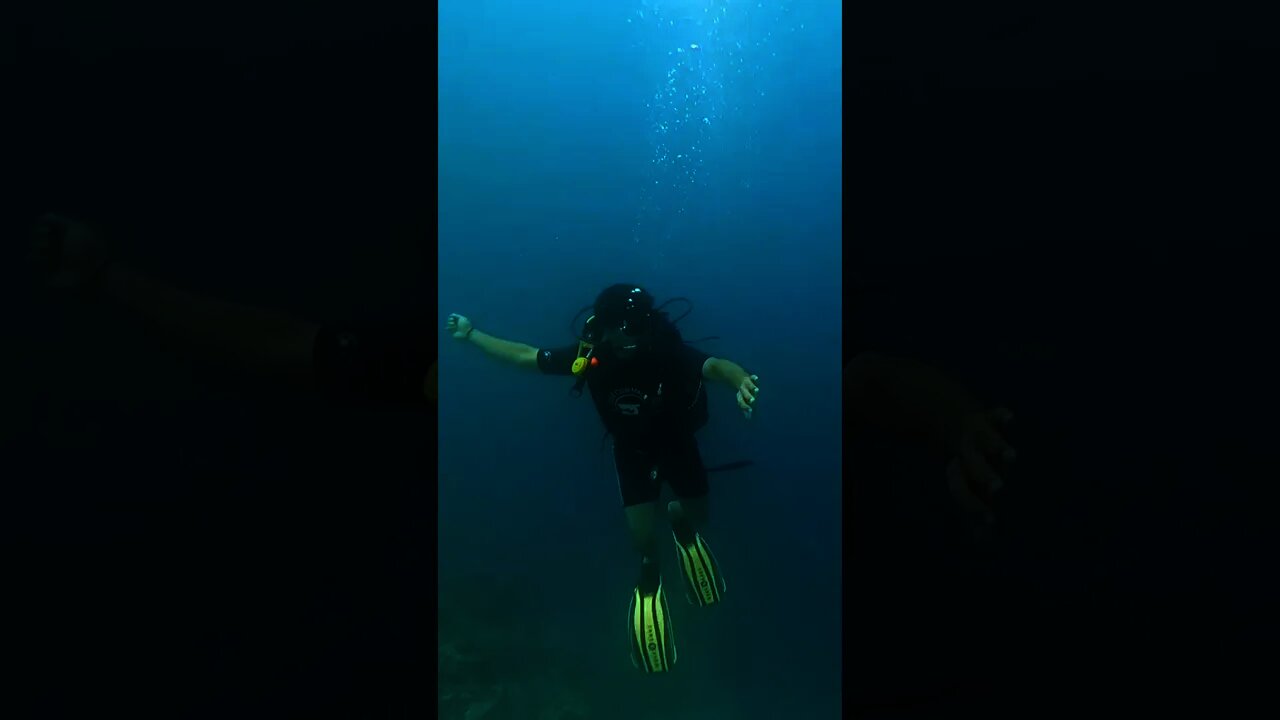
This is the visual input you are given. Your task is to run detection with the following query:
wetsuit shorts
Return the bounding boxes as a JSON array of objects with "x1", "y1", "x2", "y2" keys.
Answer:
[{"x1": 613, "y1": 434, "x2": 709, "y2": 507}]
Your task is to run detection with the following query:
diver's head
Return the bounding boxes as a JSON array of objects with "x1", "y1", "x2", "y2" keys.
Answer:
[{"x1": 591, "y1": 284, "x2": 655, "y2": 359}]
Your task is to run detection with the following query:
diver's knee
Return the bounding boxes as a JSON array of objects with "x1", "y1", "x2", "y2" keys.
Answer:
[{"x1": 672, "y1": 498, "x2": 709, "y2": 527}]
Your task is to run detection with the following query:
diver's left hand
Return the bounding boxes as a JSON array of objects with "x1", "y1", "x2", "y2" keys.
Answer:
[
  {"x1": 947, "y1": 407, "x2": 1016, "y2": 523},
  {"x1": 736, "y1": 374, "x2": 760, "y2": 420}
]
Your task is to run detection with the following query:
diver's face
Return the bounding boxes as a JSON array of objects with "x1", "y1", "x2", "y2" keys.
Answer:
[{"x1": 602, "y1": 327, "x2": 642, "y2": 359}]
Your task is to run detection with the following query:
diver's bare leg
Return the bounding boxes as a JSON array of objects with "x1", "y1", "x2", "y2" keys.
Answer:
[{"x1": 624, "y1": 501, "x2": 661, "y2": 562}]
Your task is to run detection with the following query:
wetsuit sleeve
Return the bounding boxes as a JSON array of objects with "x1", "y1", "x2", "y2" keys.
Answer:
[
  {"x1": 679, "y1": 343, "x2": 713, "y2": 378},
  {"x1": 313, "y1": 324, "x2": 433, "y2": 406},
  {"x1": 535, "y1": 345, "x2": 581, "y2": 376}
]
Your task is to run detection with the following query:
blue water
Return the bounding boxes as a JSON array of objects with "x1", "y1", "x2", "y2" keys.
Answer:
[{"x1": 439, "y1": 0, "x2": 842, "y2": 717}]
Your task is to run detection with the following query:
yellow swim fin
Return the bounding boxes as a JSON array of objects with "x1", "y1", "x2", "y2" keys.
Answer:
[
  {"x1": 672, "y1": 520, "x2": 726, "y2": 607},
  {"x1": 628, "y1": 561, "x2": 677, "y2": 673}
]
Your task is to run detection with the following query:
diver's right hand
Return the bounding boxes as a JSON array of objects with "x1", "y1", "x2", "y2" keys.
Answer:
[
  {"x1": 29, "y1": 213, "x2": 110, "y2": 293},
  {"x1": 446, "y1": 313, "x2": 473, "y2": 340}
]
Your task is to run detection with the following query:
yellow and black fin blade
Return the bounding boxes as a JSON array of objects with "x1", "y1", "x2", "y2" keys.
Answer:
[
  {"x1": 629, "y1": 571, "x2": 676, "y2": 673},
  {"x1": 673, "y1": 526, "x2": 726, "y2": 607}
]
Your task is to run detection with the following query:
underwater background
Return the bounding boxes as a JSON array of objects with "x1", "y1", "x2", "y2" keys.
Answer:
[{"x1": 438, "y1": 1, "x2": 843, "y2": 718}]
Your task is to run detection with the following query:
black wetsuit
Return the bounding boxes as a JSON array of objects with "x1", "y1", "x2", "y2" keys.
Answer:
[{"x1": 537, "y1": 335, "x2": 711, "y2": 507}]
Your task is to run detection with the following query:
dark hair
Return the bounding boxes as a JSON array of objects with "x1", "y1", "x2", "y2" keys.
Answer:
[
  {"x1": 649, "y1": 309, "x2": 683, "y2": 349},
  {"x1": 592, "y1": 284, "x2": 657, "y2": 339},
  {"x1": 593, "y1": 284, "x2": 654, "y2": 325},
  {"x1": 591, "y1": 284, "x2": 684, "y2": 352}
]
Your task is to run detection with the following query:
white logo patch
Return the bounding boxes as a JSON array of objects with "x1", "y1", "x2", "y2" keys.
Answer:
[{"x1": 609, "y1": 388, "x2": 646, "y2": 416}]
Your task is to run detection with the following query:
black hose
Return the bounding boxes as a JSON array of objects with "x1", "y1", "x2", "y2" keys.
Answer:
[
  {"x1": 705, "y1": 460, "x2": 754, "y2": 473},
  {"x1": 656, "y1": 297, "x2": 694, "y2": 325},
  {"x1": 569, "y1": 303, "x2": 595, "y2": 340}
]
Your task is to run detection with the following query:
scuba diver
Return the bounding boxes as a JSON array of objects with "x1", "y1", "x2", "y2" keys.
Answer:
[{"x1": 445, "y1": 284, "x2": 760, "y2": 674}]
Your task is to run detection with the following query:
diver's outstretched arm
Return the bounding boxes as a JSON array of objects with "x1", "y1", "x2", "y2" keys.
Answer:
[
  {"x1": 445, "y1": 313, "x2": 539, "y2": 369},
  {"x1": 703, "y1": 357, "x2": 760, "y2": 420}
]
